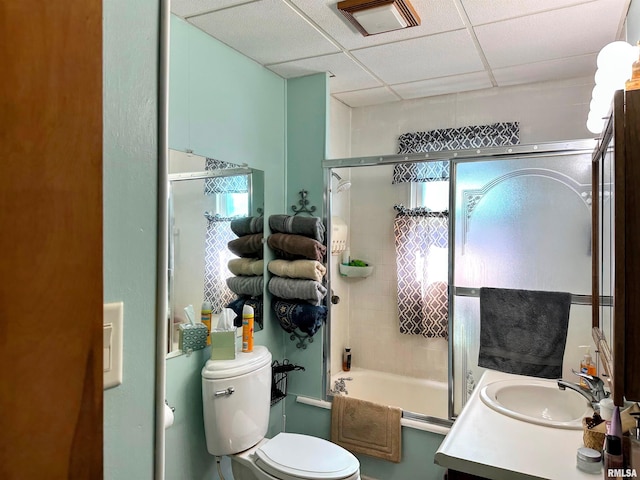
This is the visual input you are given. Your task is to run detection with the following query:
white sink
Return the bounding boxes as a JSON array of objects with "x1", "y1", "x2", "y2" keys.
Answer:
[{"x1": 479, "y1": 378, "x2": 592, "y2": 429}]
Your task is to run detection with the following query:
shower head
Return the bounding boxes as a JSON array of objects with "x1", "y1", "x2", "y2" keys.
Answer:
[{"x1": 332, "y1": 172, "x2": 351, "y2": 193}]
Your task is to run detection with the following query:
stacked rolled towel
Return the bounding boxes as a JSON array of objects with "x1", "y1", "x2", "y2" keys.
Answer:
[
  {"x1": 268, "y1": 259, "x2": 326, "y2": 283},
  {"x1": 267, "y1": 233, "x2": 326, "y2": 262},
  {"x1": 226, "y1": 276, "x2": 264, "y2": 297},
  {"x1": 272, "y1": 298, "x2": 327, "y2": 337},
  {"x1": 269, "y1": 214, "x2": 325, "y2": 243},
  {"x1": 227, "y1": 296, "x2": 264, "y2": 330},
  {"x1": 230, "y1": 216, "x2": 264, "y2": 237},
  {"x1": 267, "y1": 214, "x2": 328, "y2": 339},
  {"x1": 228, "y1": 258, "x2": 264, "y2": 276},
  {"x1": 226, "y1": 217, "x2": 265, "y2": 317},
  {"x1": 228, "y1": 233, "x2": 264, "y2": 258},
  {"x1": 268, "y1": 277, "x2": 327, "y2": 306}
]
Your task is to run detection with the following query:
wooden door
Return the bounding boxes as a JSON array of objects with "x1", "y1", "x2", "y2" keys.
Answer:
[{"x1": 0, "y1": 2, "x2": 103, "y2": 478}]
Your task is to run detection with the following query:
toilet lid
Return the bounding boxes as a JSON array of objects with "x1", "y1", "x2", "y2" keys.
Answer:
[{"x1": 255, "y1": 433, "x2": 359, "y2": 480}]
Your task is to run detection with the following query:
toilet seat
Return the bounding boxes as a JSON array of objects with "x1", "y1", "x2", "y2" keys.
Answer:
[{"x1": 254, "y1": 433, "x2": 359, "y2": 480}]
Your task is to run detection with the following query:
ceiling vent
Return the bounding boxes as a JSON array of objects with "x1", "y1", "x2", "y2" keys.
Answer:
[{"x1": 337, "y1": 0, "x2": 421, "y2": 36}]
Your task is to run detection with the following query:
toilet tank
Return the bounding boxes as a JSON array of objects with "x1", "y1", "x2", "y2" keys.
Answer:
[{"x1": 201, "y1": 346, "x2": 272, "y2": 456}]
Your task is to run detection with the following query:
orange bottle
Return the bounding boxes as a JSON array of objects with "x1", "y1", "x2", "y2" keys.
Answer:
[{"x1": 242, "y1": 304, "x2": 254, "y2": 353}]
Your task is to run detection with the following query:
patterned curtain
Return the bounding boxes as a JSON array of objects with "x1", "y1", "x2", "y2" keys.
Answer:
[
  {"x1": 393, "y1": 122, "x2": 519, "y2": 185},
  {"x1": 203, "y1": 157, "x2": 249, "y2": 314},
  {"x1": 204, "y1": 158, "x2": 248, "y2": 194},
  {"x1": 394, "y1": 209, "x2": 449, "y2": 338},
  {"x1": 397, "y1": 122, "x2": 520, "y2": 154},
  {"x1": 203, "y1": 214, "x2": 237, "y2": 314}
]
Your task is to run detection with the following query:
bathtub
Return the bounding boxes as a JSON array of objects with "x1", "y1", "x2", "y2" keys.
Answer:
[{"x1": 330, "y1": 368, "x2": 449, "y2": 422}]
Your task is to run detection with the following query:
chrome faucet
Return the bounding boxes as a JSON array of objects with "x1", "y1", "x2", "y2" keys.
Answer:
[
  {"x1": 557, "y1": 369, "x2": 609, "y2": 410},
  {"x1": 330, "y1": 377, "x2": 352, "y2": 395}
]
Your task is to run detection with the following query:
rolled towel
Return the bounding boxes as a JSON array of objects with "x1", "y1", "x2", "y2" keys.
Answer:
[
  {"x1": 269, "y1": 214, "x2": 325, "y2": 243},
  {"x1": 228, "y1": 234, "x2": 264, "y2": 258},
  {"x1": 228, "y1": 258, "x2": 264, "y2": 276},
  {"x1": 267, "y1": 233, "x2": 326, "y2": 262},
  {"x1": 227, "y1": 296, "x2": 263, "y2": 330},
  {"x1": 272, "y1": 298, "x2": 327, "y2": 337},
  {"x1": 268, "y1": 277, "x2": 327, "y2": 306},
  {"x1": 230, "y1": 216, "x2": 264, "y2": 237},
  {"x1": 226, "y1": 276, "x2": 264, "y2": 297},
  {"x1": 268, "y1": 259, "x2": 326, "y2": 282}
]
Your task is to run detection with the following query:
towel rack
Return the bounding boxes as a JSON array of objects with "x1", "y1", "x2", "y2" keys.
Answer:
[
  {"x1": 291, "y1": 190, "x2": 317, "y2": 216},
  {"x1": 453, "y1": 286, "x2": 612, "y2": 306}
]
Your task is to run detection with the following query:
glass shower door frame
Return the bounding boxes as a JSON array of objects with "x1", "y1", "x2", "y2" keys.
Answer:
[{"x1": 322, "y1": 139, "x2": 596, "y2": 422}]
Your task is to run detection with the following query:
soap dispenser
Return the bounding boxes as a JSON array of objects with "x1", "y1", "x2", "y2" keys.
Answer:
[{"x1": 579, "y1": 345, "x2": 596, "y2": 388}]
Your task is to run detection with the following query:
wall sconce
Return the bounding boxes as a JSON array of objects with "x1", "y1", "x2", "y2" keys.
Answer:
[
  {"x1": 337, "y1": 0, "x2": 420, "y2": 36},
  {"x1": 587, "y1": 41, "x2": 638, "y2": 134}
]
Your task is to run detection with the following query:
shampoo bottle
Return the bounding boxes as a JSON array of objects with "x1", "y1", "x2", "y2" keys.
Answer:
[
  {"x1": 201, "y1": 301, "x2": 212, "y2": 346},
  {"x1": 343, "y1": 348, "x2": 352, "y2": 372},
  {"x1": 579, "y1": 345, "x2": 596, "y2": 388},
  {"x1": 242, "y1": 304, "x2": 254, "y2": 353}
]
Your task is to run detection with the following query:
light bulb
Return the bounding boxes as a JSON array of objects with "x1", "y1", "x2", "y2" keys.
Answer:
[
  {"x1": 587, "y1": 116, "x2": 605, "y2": 134},
  {"x1": 597, "y1": 41, "x2": 634, "y2": 70}
]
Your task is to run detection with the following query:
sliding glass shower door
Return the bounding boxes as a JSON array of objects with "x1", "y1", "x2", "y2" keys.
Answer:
[{"x1": 451, "y1": 153, "x2": 594, "y2": 415}]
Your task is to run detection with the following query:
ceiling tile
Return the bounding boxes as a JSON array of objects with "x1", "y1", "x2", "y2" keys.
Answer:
[
  {"x1": 459, "y1": 0, "x2": 593, "y2": 26},
  {"x1": 351, "y1": 29, "x2": 485, "y2": 84},
  {"x1": 391, "y1": 71, "x2": 492, "y2": 99},
  {"x1": 266, "y1": 53, "x2": 382, "y2": 93},
  {"x1": 333, "y1": 87, "x2": 400, "y2": 107},
  {"x1": 493, "y1": 54, "x2": 597, "y2": 87},
  {"x1": 289, "y1": 0, "x2": 465, "y2": 50},
  {"x1": 475, "y1": 1, "x2": 625, "y2": 69},
  {"x1": 171, "y1": 0, "x2": 256, "y2": 18},
  {"x1": 188, "y1": 0, "x2": 340, "y2": 65}
]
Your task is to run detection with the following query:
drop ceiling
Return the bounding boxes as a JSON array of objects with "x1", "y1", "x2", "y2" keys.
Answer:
[{"x1": 171, "y1": 0, "x2": 631, "y2": 107}]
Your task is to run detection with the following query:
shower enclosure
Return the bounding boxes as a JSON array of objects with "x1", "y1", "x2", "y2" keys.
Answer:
[{"x1": 323, "y1": 139, "x2": 597, "y2": 422}]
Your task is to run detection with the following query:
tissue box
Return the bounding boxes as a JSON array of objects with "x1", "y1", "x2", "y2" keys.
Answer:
[
  {"x1": 210, "y1": 330, "x2": 236, "y2": 360},
  {"x1": 179, "y1": 323, "x2": 208, "y2": 353}
]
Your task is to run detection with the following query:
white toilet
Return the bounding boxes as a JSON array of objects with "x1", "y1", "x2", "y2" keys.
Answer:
[{"x1": 202, "y1": 345, "x2": 361, "y2": 480}]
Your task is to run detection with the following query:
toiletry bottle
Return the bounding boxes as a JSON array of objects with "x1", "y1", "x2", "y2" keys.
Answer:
[
  {"x1": 201, "y1": 301, "x2": 212, "y2": 346},
  {"x1": 625, "y1": 42, "x2": 640, "y2": 91},
  {"x1": 242, "y1": 304, "x2": 254, "y2": 353},
  {"x1": 343, "y1": 348, "x2": 352, "y2": 372},
  {"x1": 579, "y1": 345, "x2": 596, "y2": 388},
  {"x1": 630, "y1": 413, "x2": 640, "y2": 473},
  {"x1": 604, "y1": 435, "x2": 624, "y2": 477}
]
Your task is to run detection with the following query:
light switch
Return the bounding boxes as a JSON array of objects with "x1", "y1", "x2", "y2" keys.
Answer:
[
  {"x1": 103, "y1": 324, "x2": 113, "y2": 372},
  {"x1": 104, "y1": 302, "x2": 123, "y2": 389}
]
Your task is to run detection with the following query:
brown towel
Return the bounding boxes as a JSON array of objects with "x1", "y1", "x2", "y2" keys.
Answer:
[
  {"x1": 228, "y1": 234, "x2": 264, "y2": 258},
  {"x1": 331, "y1": 395, "x2": 402, "y2": 463},
  {"x1": 267, "y1": 233, "x2": 326, "y2": 262}
]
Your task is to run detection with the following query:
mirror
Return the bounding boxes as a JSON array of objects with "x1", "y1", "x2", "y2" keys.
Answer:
[{"x1": 167, "y1": 149, "x2": 264, "y2": 356}]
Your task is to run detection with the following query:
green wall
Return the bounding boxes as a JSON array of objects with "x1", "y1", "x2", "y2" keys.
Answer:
[
  {"x1": 103, "y1": 0, "x2": 159, "y2": 478},
  {"x1": 283, "y1": 73, "x2": 330, "y2": 400},
  {"x1": 165, "y1": 16, "x2": 288, "y2": 479}
]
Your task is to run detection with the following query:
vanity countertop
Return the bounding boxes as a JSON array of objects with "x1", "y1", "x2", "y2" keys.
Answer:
[{"x1": 435, "y1": 370, "x2": 598, "y2": 480}]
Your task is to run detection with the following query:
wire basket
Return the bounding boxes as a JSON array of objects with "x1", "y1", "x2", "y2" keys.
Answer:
[{"x1": 271, "y1": 360, "x2": 305, "y2": 406}]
